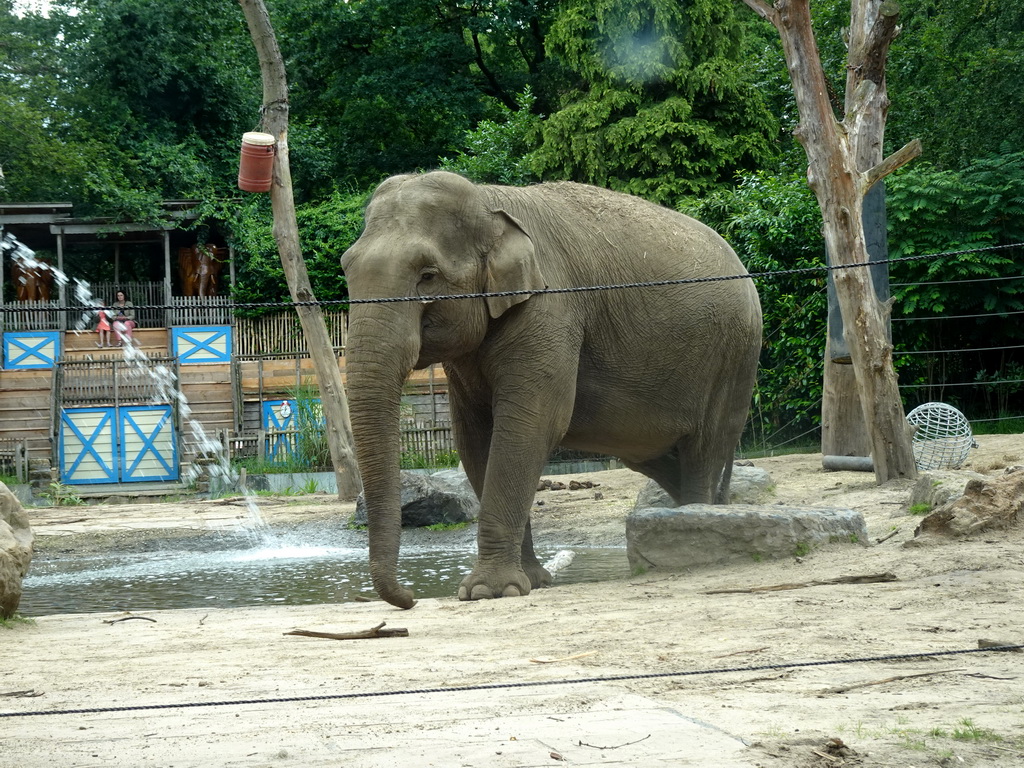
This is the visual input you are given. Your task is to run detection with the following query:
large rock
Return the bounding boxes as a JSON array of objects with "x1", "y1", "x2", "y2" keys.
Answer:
[
  {"x1": 908, "y1": 469, "x2": 988, "y2": 513},
  {"x1": 633, "y1": 464, "x2": 775, "y2": 510},
  {"x1": 627, "y1": 504, "x2": 868, "y2": 573},
  {"x1": 0, "y1": 482, "x2": 34, "y2": 618},
  {"x1": 915, "y1": 466, "x2": 1024, "y2": 538},
  {"x1": 353, "y1": 469, "x2": 479, "y2": 528}
]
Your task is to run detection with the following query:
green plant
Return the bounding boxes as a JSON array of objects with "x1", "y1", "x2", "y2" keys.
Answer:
[
  {"x1": 399, "y1": 448, "x2": 460, "y2": 470},
  {"x1": 424, "y1": 521, "x2": 470, "y2": 532},
  {"x1": 908, "y1": 503, "x2": 932, "y2": 515},
  {"x1": 0, "y1": 473, "x2": 19, "y2": 487},
  {"x1": 299, "y1": 478, "x2": 322, "y2": 495},
  {"x1": 793, "y1": 541, "x2": 811, "y2": 557},
  {"x1": 751, "y1": 553, "x2": 763, "y2": 563},
  {"x1": 41, "y1": 481, "x2": 84, "y2": 507},
  {"x1": 0, "y1": 614, "x2": 35, "y2": 628},
  {"x1": 951, "y1": 718, "x2": 1002, "y2": 742}
]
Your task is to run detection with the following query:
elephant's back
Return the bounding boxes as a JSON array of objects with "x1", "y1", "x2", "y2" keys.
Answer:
[{"x1": 492, "y1": 182, "x2": 748, "y2": 283}]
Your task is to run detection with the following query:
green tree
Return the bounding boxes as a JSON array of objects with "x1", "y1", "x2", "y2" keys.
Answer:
[
  {"x1": 55, "y1": 0, "x2": 260, "y2": 219},
  {"x1": 886, "y1": 0, "x2": 1024, "y2": 168},
  {"x1": 231, "y1": 187, "x2": 371, "y2": 314},
  {"x1": 533, "y1": 0, "x2": 780, "y2": 205},
  {"x1": 440, "y1": 88, "x2": 541, "y2": 185}
]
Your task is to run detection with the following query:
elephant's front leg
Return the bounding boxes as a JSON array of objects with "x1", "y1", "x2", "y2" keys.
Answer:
[
  {"x1": 521, "y1": 517, "x2": 552, "y2": 590},
  {"x1": 458, "y1": 395, "x2": 571, "y2": 601}
]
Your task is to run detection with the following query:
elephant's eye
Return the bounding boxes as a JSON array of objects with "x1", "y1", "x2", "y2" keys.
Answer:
[{"x1": 418, "y1": 269, "x2": 439, "y2": 285}]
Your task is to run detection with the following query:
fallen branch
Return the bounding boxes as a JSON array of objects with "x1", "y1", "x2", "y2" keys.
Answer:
[
  {"x1": 578, "y1": 735, "x2": 651, "y2": 750},
  {"x1": 103, "y1": 616, "x2": 157, "y2": 624},
  {"x1": 284, "y1": 621, "x2": 408, "y2": 640},
  {"x1": 820, "y1": 668, "x2": 963, "y2": 694},
  {"x1": 529, "y1": 651, "x2": 597, "y2": 664},
  {"x1": 875, "y1": 528, "x2": 900, "y2": 544},
  {"x1": 712, "y1": 646, "x2": 769, "y2": 659},
  {"x1": 705, "y1": 572, "x2": 897, "y2": 594},
  {"x1": 0, "y1": 689, "x2": 43, "y2": 698}
]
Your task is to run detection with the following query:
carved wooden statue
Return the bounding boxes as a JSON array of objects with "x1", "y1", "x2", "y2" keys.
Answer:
[
  {"x1": 178, "y1": 245, "x2": 226, "y2": 297},
  {"x1": 10, "y1": 257, "x2": 55, "y2": 301}
]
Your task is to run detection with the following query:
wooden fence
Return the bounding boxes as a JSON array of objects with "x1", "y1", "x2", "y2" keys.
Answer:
[
  {"x1": 87, "y1": 281, "x2": 164, "y2": 329},
  {"x1": 400, "y1": 423, "x2": 456, "y2": 466},
  {"x1": 215, "y1": 422, "x2": 455, "y2": 468},
  {"x1": 233, "y1": 309, "x2": 348, "y2": 356},
  {"x1": 172, "y1": 295, "x2": 233, "y2": 326},
  {"x1": 57, "y1": 357, "x2": 180, "y2": 407},
  {"x1": 0, "y1": 438, "x2": 28, "y2": 483},
  {"x1": 1, "y1": 300, "x2": 63, "y2": 332},
  {"x1": 1, "y1": 281, "x2": 163, "y2": 331}
]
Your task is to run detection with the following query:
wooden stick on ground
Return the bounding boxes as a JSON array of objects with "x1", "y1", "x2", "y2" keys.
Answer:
[
  {"x1": 820, "y1": 668, "x2": 964, "y2": 694},
  {"x1": 284, "y1": 621, "x2": 408, "y2": 640},
  {"x1": 704, "y1": 572, "x2": 897, "y2": 594}
]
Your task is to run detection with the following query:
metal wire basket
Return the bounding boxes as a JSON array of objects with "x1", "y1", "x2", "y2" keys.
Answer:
[{"x1": 906, "y1": 402, "x2": 975, "y2": 470}]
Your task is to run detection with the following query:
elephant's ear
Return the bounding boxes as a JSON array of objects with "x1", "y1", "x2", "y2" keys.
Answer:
[{"x1": 484, "y1": 210, "x2": 546, "y2": 319}]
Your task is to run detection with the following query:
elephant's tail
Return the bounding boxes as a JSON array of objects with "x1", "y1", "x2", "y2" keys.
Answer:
[{"x1": 714, "y1": 455, "x2": 735, "y2": 505}]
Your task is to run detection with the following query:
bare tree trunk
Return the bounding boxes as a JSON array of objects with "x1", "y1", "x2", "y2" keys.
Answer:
[
  {"x1": 239, "y1": 0, "x2": 361, "y2": 500},
  {"x1": 740, "y1": 0, "x2": 917, "y2": 482}
]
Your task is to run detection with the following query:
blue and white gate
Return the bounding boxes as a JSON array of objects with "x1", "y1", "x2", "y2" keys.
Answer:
[{"x1": 59, "y1": 405, "x2": 178, "y2": 485}]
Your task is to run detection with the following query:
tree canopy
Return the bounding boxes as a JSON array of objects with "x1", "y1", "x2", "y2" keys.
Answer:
[{"x1": 2, "y1": 0, "x2": 1022, "y2": 438}]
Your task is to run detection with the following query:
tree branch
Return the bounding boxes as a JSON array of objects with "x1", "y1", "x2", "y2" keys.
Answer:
[
  {"x1": 863, "y1": 138, "x2": 921, "y2": 190},
  {"x1": 739, "y1": 0, "x2": 777, "y2": 23},
  {"x1": 853, "y1": 2, "x2": 901, "y2": 86}
]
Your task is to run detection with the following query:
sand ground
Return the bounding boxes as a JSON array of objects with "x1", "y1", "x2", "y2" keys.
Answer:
[{"x1": 2, "y1": 434, "x2": 1023, "y2": 767}]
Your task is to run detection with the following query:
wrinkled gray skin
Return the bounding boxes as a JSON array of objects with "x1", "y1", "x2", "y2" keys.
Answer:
[{"x1": 341, "y1": 172, "x2": 762, "y2": 609}]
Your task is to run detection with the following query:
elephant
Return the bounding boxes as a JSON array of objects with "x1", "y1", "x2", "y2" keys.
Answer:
[{"x1": 341, "y1": 171, "x2": 763, "y2": 609}]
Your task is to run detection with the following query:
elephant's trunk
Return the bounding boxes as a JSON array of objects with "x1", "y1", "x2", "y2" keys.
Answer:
[{"x1": 346, "y1": 306, "x2": 420, "y2": 609}]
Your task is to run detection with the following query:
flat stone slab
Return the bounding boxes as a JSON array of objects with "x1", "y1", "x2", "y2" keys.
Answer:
[{"x1": 627, "y1": 504, "x2": 868, "y2": 572}]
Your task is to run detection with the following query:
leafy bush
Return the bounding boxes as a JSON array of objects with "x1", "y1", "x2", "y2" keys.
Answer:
[
  {"x1": 887, "y1": 151, "x2": 1024, "y2": 420},
  {"x1": 440, "y1": 89, "x2": 541, "y2": 186},
  {"x1": 231, "y1": 187, "x2": 372, "y2": 316}
]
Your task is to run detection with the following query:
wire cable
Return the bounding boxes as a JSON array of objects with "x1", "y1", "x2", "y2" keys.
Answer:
[{"x1": 1, "y1": 644, "x2": 1020, "y2": 719}]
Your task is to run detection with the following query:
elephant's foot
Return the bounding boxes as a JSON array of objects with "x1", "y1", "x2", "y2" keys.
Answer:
[{"x1": 458, "y1": 565, "x2": 533, "y2": 601}]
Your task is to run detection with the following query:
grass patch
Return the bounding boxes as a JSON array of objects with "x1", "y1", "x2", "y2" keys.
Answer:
[
  {"x1": 908, "y1": 503, "x2": 932, "y2": 515},
  {"x1": 424, "y1": 521, "x2": 470, "y2": 532},
  {"x1": 951, "y1": 718, "x2": 1002, "y2": 742},
  {"x1": 0, "y1": 614, "x2": 36, "y2": 629},
  {"x1": 793, "y1": 541, "x2": 811, "y2": 557}
]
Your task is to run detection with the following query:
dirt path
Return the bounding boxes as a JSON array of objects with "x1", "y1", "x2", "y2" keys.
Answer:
[{"x1": 2, "y1": 434, "x2": 1023, "y2": 767}]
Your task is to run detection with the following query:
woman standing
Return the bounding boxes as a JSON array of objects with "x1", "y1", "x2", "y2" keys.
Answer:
[{"x1": 111, "y1": 290, "x2": 136, "y2": 346}]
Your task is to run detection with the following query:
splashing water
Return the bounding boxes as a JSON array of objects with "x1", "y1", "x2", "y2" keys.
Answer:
[{"x1": 2, "y1": 234, "x2": 274, "y2": 541}]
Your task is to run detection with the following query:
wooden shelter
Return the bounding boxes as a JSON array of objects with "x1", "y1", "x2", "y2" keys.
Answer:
[{"x1": 0, "y1": 202, "x2": 450, "y2": 494}]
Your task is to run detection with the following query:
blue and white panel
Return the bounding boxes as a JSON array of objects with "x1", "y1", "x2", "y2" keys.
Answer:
[
  {"x1": 60, "y1": 408, "x2": 117, "y2": 485},
  {"x1": 262, "y1": 399, "x2": 297, "y2": 461},
  {"x1": 3, "y1": 331, "x2": 61, "y2": 370},
  {"x1": 172, "y1": 326, "x2": 232, "y2": 364},
  {"x1": 119, "y1": 406, "x2": 178, "y2": 482}
]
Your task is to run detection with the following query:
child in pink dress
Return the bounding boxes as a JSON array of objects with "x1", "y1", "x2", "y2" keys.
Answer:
[{"x1": 96, "y1": 302, "x2": 113, "y2": 347}]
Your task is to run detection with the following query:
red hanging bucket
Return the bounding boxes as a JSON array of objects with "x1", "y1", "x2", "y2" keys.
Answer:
[{"x1": 237, "y1": 132, "x2": 276, "y2": 192}]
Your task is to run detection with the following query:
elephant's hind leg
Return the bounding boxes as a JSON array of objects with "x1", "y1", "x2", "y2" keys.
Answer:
[
  {"x1": 623, "y1": 449, "x2": 688, "y2": 505},
  {"x1": 625, "y1": 440, "x2": 720, "y2": 506}
]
